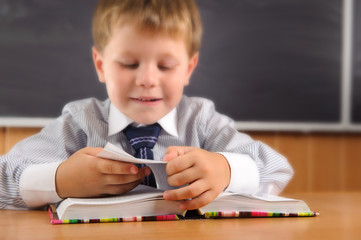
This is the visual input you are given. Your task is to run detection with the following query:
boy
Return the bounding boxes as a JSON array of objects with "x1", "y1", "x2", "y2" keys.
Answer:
[{"x1": 0, "y1": 0, "x2": 293, "y2": 210}]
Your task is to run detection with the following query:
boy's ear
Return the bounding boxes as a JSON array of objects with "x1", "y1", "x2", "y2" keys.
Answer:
[
  {"x1": 92, "y1": 46, "x2": 106, "y2": 83},
  {"x1": 185, "y1": 52, "x2": 199, "y2": 85}
]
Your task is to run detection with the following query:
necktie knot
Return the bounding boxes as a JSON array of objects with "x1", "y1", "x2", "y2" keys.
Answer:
[{"x1": 123, "y1": 123, "x2": 161, "y2": 159}]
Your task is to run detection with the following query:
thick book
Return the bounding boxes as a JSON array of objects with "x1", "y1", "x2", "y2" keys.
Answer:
[
  {"x1": 49, "y1": 143, "x2": 317, "y2": 224},
  {"x1": 49, "y1": 185, "x2": 317, "y2": 224}
]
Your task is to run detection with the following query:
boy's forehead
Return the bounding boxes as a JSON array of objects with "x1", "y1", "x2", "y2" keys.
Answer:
[{"x1": 109, "y1": 23, "x2": 189, "y2": 53}]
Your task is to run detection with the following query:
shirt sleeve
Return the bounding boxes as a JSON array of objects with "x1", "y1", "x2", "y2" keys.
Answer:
[
  {"x1": 196, "y1": 98, "x2": 294, "y2": 195},
  {"x1": 0, "y1": 99, "x2": 110, "y2": 209},
  {"x1": 19, "y1": 162, "x2": 63, "y2": 208},
  {"x1": 219, "y1": 152, "x2": 259, "y2": 194},
  {"x1": 0, "y1": 111, "x2": 87, "y2": 209}
]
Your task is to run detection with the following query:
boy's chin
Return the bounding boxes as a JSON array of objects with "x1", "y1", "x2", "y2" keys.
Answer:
[
  {"x1": 131, "y1": 115, "x2": 163, "y2": 125},
  {"x1": 127, "y1": 108, "x2": 173, "y2": 125}
]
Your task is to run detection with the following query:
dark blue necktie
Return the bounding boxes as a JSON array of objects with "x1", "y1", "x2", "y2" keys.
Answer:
[{"x1": 123, "y1": 123, "x2": 161, "y2": 187}]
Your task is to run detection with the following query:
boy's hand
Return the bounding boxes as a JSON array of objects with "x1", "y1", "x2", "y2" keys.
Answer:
[
  {"x1": 163, "y1": 147, "x2": 231, "y2": 210},
  {"x1": 55, "y1": 147, "x2": 151, "y2": 199}
]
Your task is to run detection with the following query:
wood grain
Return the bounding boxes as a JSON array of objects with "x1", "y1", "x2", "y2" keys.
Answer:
[
  {"x1": 274, "y1": 133, "x2": 311, "y2": 193},
  {"x1": 342, "y1": 134, "x2": 361, "y2": 190},
  {"x1": 0, "y1": 127, "x2": 5, "y2": 155},
  {"x1": 308, "y1": 134, "x2": 343, "y2": 191},
  {"x1": 247, "y1": 132, "x2": 277, "y2": 148},
  {"x1": 4, "y1": 127, "x2": 41, "y2": 154}
]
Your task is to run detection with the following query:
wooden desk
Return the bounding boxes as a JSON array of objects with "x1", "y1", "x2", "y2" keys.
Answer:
[{"x1": 1, "y1": 192, "x2": 360, "y2": 240}]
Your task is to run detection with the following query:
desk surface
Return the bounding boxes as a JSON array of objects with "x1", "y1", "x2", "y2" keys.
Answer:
[{"x1": 1, "y1": 192, "x2": 361, "y2": 240}]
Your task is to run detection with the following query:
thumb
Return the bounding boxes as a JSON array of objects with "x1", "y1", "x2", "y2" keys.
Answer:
[
  {"x1": 163, "y1": 146, "x2": 195, "y2": 162},
  {"x1": 82, "y1": 147, "x2": 104, "y2": 156}
]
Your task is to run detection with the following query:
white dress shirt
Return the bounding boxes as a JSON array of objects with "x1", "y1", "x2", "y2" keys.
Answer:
[{"x1": 0, "y1": 96, "x2": 293, "y2": 209}]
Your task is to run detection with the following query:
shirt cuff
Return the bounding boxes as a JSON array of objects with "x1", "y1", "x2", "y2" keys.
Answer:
[
  {"x1": 19, "y1": 162, "x2": 63, "y2": 208},
  {"x1": 218, "y1": 152, "x2": 260, "y2": 195}
]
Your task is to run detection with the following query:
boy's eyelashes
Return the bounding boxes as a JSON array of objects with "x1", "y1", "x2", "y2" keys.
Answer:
[
  {"x1": 118, "y1": 62, "x2": 175, "y2": 71},
  {"x1": 158, "y1": 65, "x2": 172, "y2": 71},
  {"x1": 120, "y1": 63, "x2": 139, "y2": 69}
]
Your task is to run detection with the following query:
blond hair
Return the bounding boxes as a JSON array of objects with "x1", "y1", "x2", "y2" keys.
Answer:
[{"x1": 92, "y1": 0, "x2": 202, "y2": 57}]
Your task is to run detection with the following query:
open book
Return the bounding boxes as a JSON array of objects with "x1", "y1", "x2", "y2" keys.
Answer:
[
  {"x1": 49, "y1": 143, "x2": 317, "y2": 224},
  {"x1": 49, "y1": 185, "x2": 317, "y2": 224}
]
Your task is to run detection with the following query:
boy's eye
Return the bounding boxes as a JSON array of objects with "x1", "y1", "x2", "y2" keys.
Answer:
[
  {"x1": 119, "y1": 62, "x2": 138, "y2": 69},
  {"x1": 158, "y1": 65, "x2": 171, "y2": 71},
  {"x1": 158, "y1": 62, "x2": 177, "y2": 71}
]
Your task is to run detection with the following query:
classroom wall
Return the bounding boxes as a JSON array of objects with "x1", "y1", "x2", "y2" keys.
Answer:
[{"x1": 1, "y1": 127, "x2": 360, "y2": 193}]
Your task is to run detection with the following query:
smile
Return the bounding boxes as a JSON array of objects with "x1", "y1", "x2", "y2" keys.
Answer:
[
  {"x1": 135, "y1": 98, "x2": 160, "y2": 102},
  {"x1": 131, "y1": 97, "x2": 162, "y2": 104}
]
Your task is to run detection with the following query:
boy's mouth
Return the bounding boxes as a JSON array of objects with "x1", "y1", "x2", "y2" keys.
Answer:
[{"x1": 131, "y1": 97, "x2": 162, "y2": 103}]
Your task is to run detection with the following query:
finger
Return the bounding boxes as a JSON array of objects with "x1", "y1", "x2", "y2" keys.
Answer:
[
  {"x1": 179, "y1": 191, "x2": 216, "y2": 210},
  {"x1": 82, "y1": 147, "x2": 105, "y2": 156},
  {"x1": 103, "y1": 167, "x2": 151, "y2": 185},
  {"x1": 163, "y1": 180, "x2": 206, "y2": 201},
  {"x1": 163, "y1": 146, "x2": 195, "y2": 162},
  {"x1": 167, "y1": 167, "x2": 198, "y2": 187},
  {"x1": 97, "y1": 159, "x2": 139, "y2": 175},
  {"x1": 165, "y1": 155, "x2": 194, "y2": 176},
  {"x1": 163, "y1": 150, "x2": 178, "y2": 162},
  {"x1": 103, "y1": 180, "x2": 143, "y2": 195}
]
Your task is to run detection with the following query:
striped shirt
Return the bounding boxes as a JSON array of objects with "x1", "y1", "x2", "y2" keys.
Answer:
[{"x1": 0, "y1": 96, "x2": 293, "y2": 209}]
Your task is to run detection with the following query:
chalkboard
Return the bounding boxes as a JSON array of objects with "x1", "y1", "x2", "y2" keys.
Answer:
[
  {"x1": 352, "y1": 0, "x2": 361, "y2": 123},
  {"x1": 0, "y1": 0, "x2": 105, "y2": 118},
  {"x1": 186, "y1": 0, "x2": 342, "y2": 122},
  {"x1": 0, "y1": 0, "x2": 349, "y2": 127}
]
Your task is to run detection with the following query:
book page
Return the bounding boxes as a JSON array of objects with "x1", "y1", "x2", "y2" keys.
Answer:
[
  {"x1": 250, "y1": 194, "x2": 299, "y2": 202},
  {"x1": 65, "y1": 185, "x2": 164, "y2": 205},
  {"x1": 56, "y1": 185, "x2": 185, "y2": 220},
  {"x1": 97, "y1": 143, "x2": 174, "y2": 190},
  {"x1": 98, "y1": 142, "x2": 166, "y2": 164},
  {"x1": 199, "y1": 192, "x2": 310, "y2": 214},
  {"x1": 215, "y1": 192, "x2": 300, "y2": 202}
]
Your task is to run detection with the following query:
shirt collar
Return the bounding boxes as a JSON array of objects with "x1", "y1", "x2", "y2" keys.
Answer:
[{"x1": 108, "y1": 103, "x2": 179, "y2": 137}]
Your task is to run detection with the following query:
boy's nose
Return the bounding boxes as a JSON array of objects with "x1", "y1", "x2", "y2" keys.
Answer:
[{"x1": 136, "y1": 64, "x2": 159, "y2": 88}]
